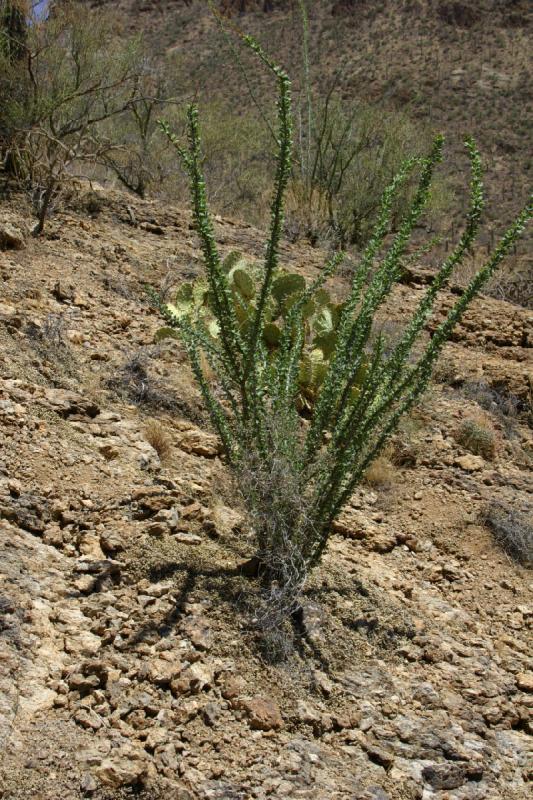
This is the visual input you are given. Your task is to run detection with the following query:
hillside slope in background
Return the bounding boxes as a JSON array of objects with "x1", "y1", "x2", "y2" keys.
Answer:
[
  {"x1": 0, "y1": 187, "x2": 532, "y2": 799},
  {"x1": 89, "y1": 0, "x2": 531, "y2": 219},
  {"x1": 74, "y1": 0, "x2": 532, "y2": 305}
]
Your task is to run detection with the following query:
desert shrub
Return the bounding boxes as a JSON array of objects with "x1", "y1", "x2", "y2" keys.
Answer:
[
  {"x1": 108, "y1": 347, "x2": 205, "y2": 422},
  {"x1": 284, "y1": 0, "x2": 451, "y2": 246},
  {"x1": 485, "y1": 258, "x2": 533, "y2": 308},
  {"x1": 455, "y1": 415, "x2": 497, "y2": 460},
  {"x1": 95, "y1": 56, "x2": 183, "y2": 199},
  {"x1": 108, "y1": 347, "x2": 172, "y2": 408},
  {"x1": 151, "y1": 33, "x2": 531, "y2": 650},
  {"x1": 214, "y1": 0, "x2": 451, "y2": 247},
  {"x1": 449, "y1": 246, "x2": 533, "y2": 309},
  {"x1": 155, "y1": 99, "x2": 273, "y2": 225},
  {"x1": 291, "y1": 90, "x2": 451, "y2": 247},
  {"x1": 461, "y1": 379, "x2": 533, "y2": 442},
  {"x1": 197, "y1": 102, "x2": 273, "y2": 220},
  {"x1": 28, "y1": 313, "x2": 68, "y2": 349},
  {"x1": 0, "y1": 2, "x2": 149, "y2": 233},
  {"x1": 482, "y1": 502, "x2": 533, "y2": 566},
  {"x1": 431, "y1": 356, "x2": 460, "y2": 386},
  {"x1": 26, "y1": 312, "x2": 76, "y2": 376},
  {"x1": 462, "y1": 378, "x2": 522, "y2": 418},
  {"x1": 437, "y1": 2, "x2": 478, "y2": 28}
]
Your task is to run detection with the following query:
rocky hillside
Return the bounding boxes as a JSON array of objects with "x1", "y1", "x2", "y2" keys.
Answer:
[{"x1": 0, "y1": 188, "x2": 532, "y2": 799}]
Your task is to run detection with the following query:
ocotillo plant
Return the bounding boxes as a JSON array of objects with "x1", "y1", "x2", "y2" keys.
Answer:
[{"x1": 154, "y1": 35, "x2": 531, "y2": 634}]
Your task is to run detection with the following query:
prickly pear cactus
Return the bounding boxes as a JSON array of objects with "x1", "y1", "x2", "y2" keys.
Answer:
[{"x1": 156, "y1": 251, "x2": 367, "y2": 411}]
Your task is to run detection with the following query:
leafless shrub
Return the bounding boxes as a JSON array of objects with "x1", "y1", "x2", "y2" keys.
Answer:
[
  {"x1": 113, "y1": 348, "x2": 152, "y2": 403},
  {"x1": 97, "y1": 64, "x2": 181, "y2": 200},
  {"x1": 463, "y1": 379, "x2": 520, "y2": 417},
  {"x1": 107, "y1": 347, "x2": 175, "y2": 409},
  {"x1": 462, "y1": 380, "x2": 523, "y2": 436},
  {"x1": 156, "y1": 259, "x2": 182, "y2": 304},
  {"x1": 482, "y1": 502, "x2": 533, "y2": 566},
  {"x1": 40, "y1": 313, "x2": 68, "y2": 348},
  {"x1": 450, "y1": 248, "x2": 532, "y2": 310},
  {"x1": 26, "y1": 313, "x2": 75, "y2": 374},
  {"x1": 107, "y1": 347, "x2": 203, "y2": 423},
  {"x1": 486, "y1": 262, "x2": 533, "y2": 309}
]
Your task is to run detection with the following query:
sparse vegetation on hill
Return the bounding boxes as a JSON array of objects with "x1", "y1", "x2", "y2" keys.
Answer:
[
  {"x1": 106, "y1": 0, "x2": 533, "y2": 302},
  {"x1": 2, "y1": 2, "x2": 531, "y2": 296}
]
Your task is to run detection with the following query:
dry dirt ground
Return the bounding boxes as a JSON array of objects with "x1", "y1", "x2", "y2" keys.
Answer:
[{"x1": 0, "y1": 190, "x2": 532, "y2": 799}]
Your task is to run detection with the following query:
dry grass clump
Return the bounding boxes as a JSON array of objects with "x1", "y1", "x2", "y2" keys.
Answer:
[
  {"x1": 432, "y1": 356, "x2": 461, "y2": 386},
  {"x1": 362, "y1": 450, "x2": 397, "y2": 488},
  {"x1": 144, "y1": 420, "x2": 173, "y2": 464},
  {"x1": 389, "y1": 415, "x2": 424, "y2": 468},
  {"x1": 482, "y1": 503, "x2": 533, "y2": 567},
  {"x1": 455, "y1": 414, "x2": 497, "y2": 460}
]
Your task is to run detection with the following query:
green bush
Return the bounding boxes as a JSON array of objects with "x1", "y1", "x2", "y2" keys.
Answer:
[
  {"x1": 194, "y1": 102, "x2": 274, "y2": 222},
  {"x1": 152, "y1": 34, "x2": 531, "y2": 649},
  {"x1": 106, "y1": 90, "x2": 274, "y2": 225},
  {"x1": 290, "y1": 88, "x2": 451, "y2": 247},
  {"x1": 0, "y1": 1, "x2": 26, "y2": 64}
]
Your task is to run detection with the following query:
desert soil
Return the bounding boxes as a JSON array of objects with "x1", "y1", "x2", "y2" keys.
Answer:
[{"x1": 0, "y1": 190, "x2": 532, "y2": 799}]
